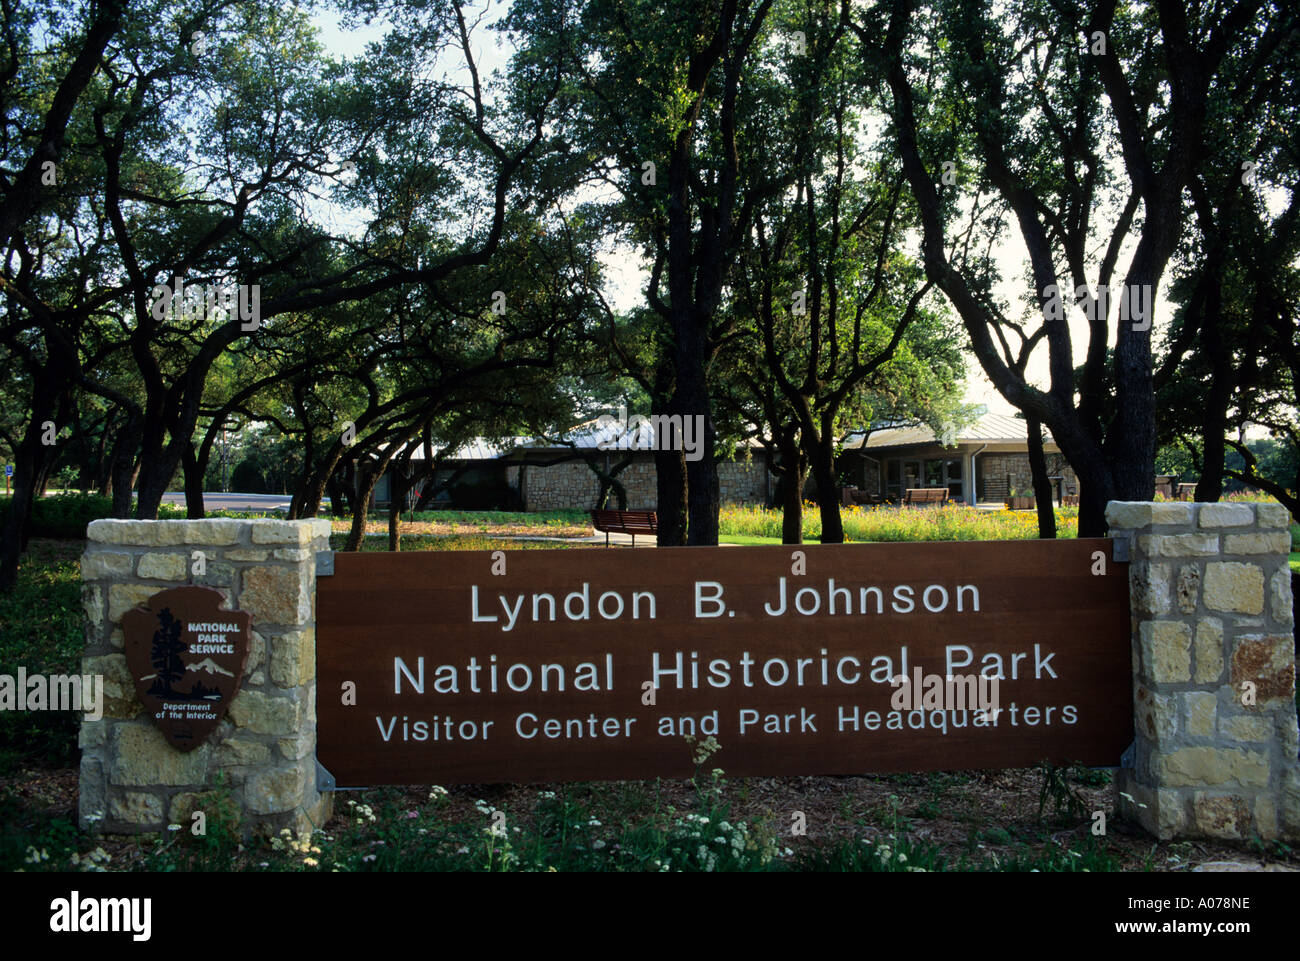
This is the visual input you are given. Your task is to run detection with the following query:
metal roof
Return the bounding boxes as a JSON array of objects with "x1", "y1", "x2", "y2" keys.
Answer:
[
  {"x1": 374, "y1": 415, "x2": 760, "y2": 462},
  {"x1": 844, "y1": 411, "x2": 1057, "y2": 450}
]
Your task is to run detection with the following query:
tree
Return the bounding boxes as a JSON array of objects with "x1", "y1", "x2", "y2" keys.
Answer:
[
  {"x1": 863, "y1": 0, "x2": 1284, "y2": 535},
  {"x1": 547, "y1": 0, "x2": 795, "y2": 544},
  {"x1": 728, "y1": 7, "x2": 965, "y2": 542},
  {"x1": 1153, "y1": 5, "x2": 1300, "y2": 512},
  {"x1": 0, "y1": 0, "x2": 573, "y2": 589}
]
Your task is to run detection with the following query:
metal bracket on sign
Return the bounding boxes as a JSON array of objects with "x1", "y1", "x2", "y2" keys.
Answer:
[
  {"x1": 315, "y1": 758, "x2": 363, "y2": 793},
  {"x1": 1111, "y1": 533, "x2": 1131, "y2": 563},
  {"x1": 1120, "y1": 740, "x2": 1136, "y2": 770},
  {"x1": 316, "y1": 551, "x2": 334, "y2": 577}
]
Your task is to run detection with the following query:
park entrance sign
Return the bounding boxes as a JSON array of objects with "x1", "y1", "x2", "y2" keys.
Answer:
[{"x1": 315, "y1": 540, "x2": 1133, "y2": 786}]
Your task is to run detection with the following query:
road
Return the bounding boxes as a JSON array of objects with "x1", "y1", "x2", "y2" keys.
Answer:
[{"x1": 160, "y1": 492, "x2": 297, "y2": 511}]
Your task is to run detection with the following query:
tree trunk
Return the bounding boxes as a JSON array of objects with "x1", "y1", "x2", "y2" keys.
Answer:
[
  {"x1": 182, "y1": 445, "x2": 206, "y2": 518},
  {"x1": 781, "y1": 469, "x2": 807, "y2": 545},
  {"x1": 345, "y1": 466, "x2": 379, "y2": 552},
  {"x1": 108, "y1": 415, "x2": 142, "y2": 519},
  {"x1": 134, "y1": 456, "x2": 174, "y2": 520},
  {"x1": 776, "y1": 432, "x2": 805, "y2": 545},
  {"x1": 674, "y1": 318, "x2": 719, "y2": 545},
  {"x1": 805, "y1": 433, "x2": 844, "y2": 544},
  {"x1": 1026, "y1": 416, "x2": 1057, "y2": 539},
  {"x1": 0, "y1": 468, "x2": 37, "y2": 590},
  {"x1": 655, "y1": 446, "x2": 687, "y2": 545},
  {"x1": 1195, "y1": 312, "x2": 1231, "y2": 502},
  {"x1": 388, "y1": 469, "x2": 409, "y2": 552},
  {"x1": 1076, "y1": 461, "x2": 1114, "y2": 539},
  {"x1": 0, "y1": 414, "x2": 53, "y2": 590}
]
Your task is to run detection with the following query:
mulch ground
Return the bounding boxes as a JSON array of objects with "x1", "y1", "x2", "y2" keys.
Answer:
[
  {"x1": 328, "y1": 519, "x2": 595, "y2": 539},
  {"x1": 6, "y1": 764, "x2": 1296, "y2": 871}
]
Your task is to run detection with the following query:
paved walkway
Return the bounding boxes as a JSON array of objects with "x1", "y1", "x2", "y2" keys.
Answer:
[{"x1": 161, "y1": 491, "x2": 294, "y2": 511}]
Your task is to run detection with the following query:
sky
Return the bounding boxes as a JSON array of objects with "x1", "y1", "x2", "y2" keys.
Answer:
[{"x1": 309, "y1": 2, "x2": 1188, "y2": 423}]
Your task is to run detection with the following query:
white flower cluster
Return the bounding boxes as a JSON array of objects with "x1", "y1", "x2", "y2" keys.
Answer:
[
  {"x1": 270, "y1": 827, "x2": 322, "y2": 867},
  {"x1": 660, "y1": 811, "x2": 777, "y2": 871},
  {"x1": 23, "y1": 846, "x2": 50, "y2": 865},
  {"x1": 70, "y1": 847, "x2": 112, "y2": 872},
  {"x1": 683, "y1": 734, "x2": 721, "y2": 766},
  {"x1": 345, "y1": 799, "x2": 377, "y2": 824},
  {"x1": 866, "y1": 834, "x2": 926, "y2": 872}
]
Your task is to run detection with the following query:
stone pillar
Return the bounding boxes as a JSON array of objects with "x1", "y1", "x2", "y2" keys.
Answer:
[
  {"x1": 78, "y1": 518, "x2": 334, "y2": 836},
  {"x1": 1107, "y1": 501, "x2": 1299, "y2": 840}
]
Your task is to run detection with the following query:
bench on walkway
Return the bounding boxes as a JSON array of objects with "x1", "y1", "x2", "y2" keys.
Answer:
[
  {"x1": 903, "y1": 487, "x2": 949, "y2": 507},
  {"x1": 590, "y1": 509, "x2": 658, "y2": 547}
]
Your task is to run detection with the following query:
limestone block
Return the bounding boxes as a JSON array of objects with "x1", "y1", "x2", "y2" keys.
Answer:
[
  {"x1": 1157, "y1": 747, "x2": 1270, "y2": 788},
  {"x1": 1256, "y1": 502, "x2": 1291, "y2": 528},
  {"x1": 81, "y1": 552, "x2": 134, "y2": 580},
  {"x1": 1203, "y1": 562, "x2": 1265, "y2": 614},
  {"x1": 1140, "y1": 534, "x2": 1219, "y2": 557},
  {"x1": 137, "y1": 552, "x2": 187, "y2": 581},
  {"x1": 1269, "y1": 570, "x2": 1293, "y2": 624},
  {"x1": 214, "y1": 737, "x2": 272, "y2": 767},
  {"x1": 270, "y1": 628, "x2": 315, "y2": 688},
  {"x1": 228, "y1": 689, "x2": 302, "y2": 735},
  {"x1": 81, "y1": 652, "x2": 140, "y2": 719},
  {"x1": 245, "y1": 766, "x2": 308, "y2": 814},
  {"x1": 110, "y1": 724, "x2": 211, "y2": 786},
  {"x1": 108, "y1": 583, "x2": 158, "y2": 622},
  {"x1": 1140, "y1": 621, "x2": 1192, "y2": 683},
  {"x1": 1135, "y1": 685, "x2": 1177, "y2": 746},
  {"x1": 1130, "y1": 564, "x2": 1172, "y2": 615},
  {"x1": 1176, "y1": 565, "x2": 1200, "y2": 613},
  {"x1": 1183, "y1": 692, "x2": 1216, "y2": 738},
  {"x1": 1192, "y1": 793, "x2": 1251, "y2": 839},
  {"x1": 1198, "y1": 504, "x2": 1255, "y2": 528},
  {"x1": 1230, "y1": 635, "x2": 1296, "y2": 707},
  {"x1": 1223, "y1": 532, "x2": 1292, "y2": 555},
  {"x1": 240, "y1": 565, "x2": 311, "y2": 625},
  {"x1": 1219, "y1": 715, "x2": 1270, "y2": 742},
  {"x1": 1194, "y1": 618, "x2": 1224, "y2": 684},
  {"x1": 110, "y1": 791, "x2": 164, "y2": 826}
]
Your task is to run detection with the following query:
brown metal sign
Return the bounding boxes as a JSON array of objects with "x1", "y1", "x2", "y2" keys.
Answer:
[
  {"x1": 316, "y1": 540, "x2": 1132, "y2": 785},
  {"x1": 122, "y1": 586, "x2": 251, "y2": 751}
]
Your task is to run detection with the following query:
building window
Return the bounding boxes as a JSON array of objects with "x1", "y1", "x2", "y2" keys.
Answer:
[{"x1": 883, "y1": 456, "x2": 964, "y2": 500}]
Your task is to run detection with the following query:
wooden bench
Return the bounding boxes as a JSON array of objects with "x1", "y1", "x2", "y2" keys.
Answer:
[
  {"x1": 903, "y1": 487, "x2": 949, "y2": 507},
  {"x1": 590, "y1": 509, "x2": 658, "y2": 547}
]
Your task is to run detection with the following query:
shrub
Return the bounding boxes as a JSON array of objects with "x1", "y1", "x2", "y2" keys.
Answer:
[
  {"x1": 229, "y1": 460, "x2": 267, "y2": 493},
  {"x1": 0, "y1": 492, "x2": 186, "y2": 538}
]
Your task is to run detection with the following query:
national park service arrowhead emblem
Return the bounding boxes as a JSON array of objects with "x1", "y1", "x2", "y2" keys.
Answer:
[{"x1": 122, "y1": 586, "x2": 250, "y2": 751}]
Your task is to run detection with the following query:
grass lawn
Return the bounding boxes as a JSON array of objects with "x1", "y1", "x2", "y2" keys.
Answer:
[
  {"x1": 720, "y1": 503, "x2": 1080, "y2": 543},
  {"x1": 2, "y1": 534, "x2": 1297, "y2": 872},
  {"x1": 718, "y1": 533, "x2": 784, "y2": 546}
]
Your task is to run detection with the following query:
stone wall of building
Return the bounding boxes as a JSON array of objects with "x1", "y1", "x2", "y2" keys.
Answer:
[
  {"x1": 79, "y1": 518, "x2": 333, "y2": 838},
  {"x1": 518, "y1": 452, "x2": 768, "y2": 511},
  {"x1": 718, "y1": 457, "x2": 767, "y2": 504},
  {"x1": 977, "y1": 452, "x2": 1078, "y2": 501},
  {"x1": 1107, "y1": 501, "x2": 1299, "y2": 840}
]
